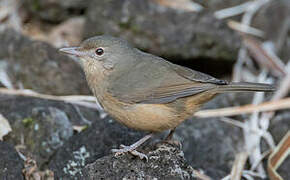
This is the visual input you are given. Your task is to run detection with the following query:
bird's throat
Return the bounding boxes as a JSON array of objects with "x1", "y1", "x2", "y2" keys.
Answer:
[{"x1": 83, "y1": 61, "x2": 108, "y2": 94}]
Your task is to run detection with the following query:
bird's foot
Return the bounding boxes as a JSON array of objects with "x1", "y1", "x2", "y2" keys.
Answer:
[
  {"x1": 111, "y1": 133, "x2": 154, "y2": 161},
  {"x1": 111, "y1": 144, "x2": 148, "y2": 161}
]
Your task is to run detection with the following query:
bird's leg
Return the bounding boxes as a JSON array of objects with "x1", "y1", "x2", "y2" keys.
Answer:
[
  {"x1": 111, "y1": 133, "x2": 154, "y2": 160},
  {"x1": 163, "y1": 128, "x2": 181, "y2": 147},
  {"x1": 165, "y1": 128, "x2": 176, "y2": 141}
]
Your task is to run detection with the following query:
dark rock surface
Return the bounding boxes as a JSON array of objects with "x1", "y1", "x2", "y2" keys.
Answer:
[
  {"x1": 0, "y1": 142, "x2": 24, "y2": 180},
  {"x1": 48, "y1": 119, "x2": 145, "y2": 179},
  {"x1": 177, "y1": 117, "x2": 241, "y2": 178},
  {"x1": 252, "y1": 0, "x2": 290, "y2": 57},
  {"x1": 175, "y1": 94, "x2": 244, "y2": 178},
  {"x1": 0, "y1": 93, "x2": 99, "y2": 168},
  {"x1": 277, "y1": 152, "x2": 290, "y2": 180},
  {"x1": 270, "y1": 111, "x2": 290, "y2": 143},
  {"x1": 0, "y1": 29, "x2": 90, "y2": 95},
  {"x1": 22, "y1": 0, "x2": 90, "y2": 23},
  {"x1": 81, "y1": 144, "x2": 197, "y2": 180},
  {"x1": 0, "y1": 92, "x2": 145, "y2": 179},
  {"x1": 84, "y1": 0, "x2": 240, "y2": 62}
]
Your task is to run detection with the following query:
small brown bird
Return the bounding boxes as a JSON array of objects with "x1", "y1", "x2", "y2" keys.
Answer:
[{"x1": 60, "y1": 35, "x2": 275, "y2": 159}]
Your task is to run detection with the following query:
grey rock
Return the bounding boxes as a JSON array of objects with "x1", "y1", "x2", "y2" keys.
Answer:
[
  {"x1": 0, "y1": 142, "x2": 24, "y2": 180},
  {"x1": 0, "y1": 93, "x2": 99, "y2": 168},
  {"x1": 270, "y1": 111, "x2": 290, "y2": 143},
  {"x1": 0, "y1": 29, "x2": 90, "y2": 95},
  {"x1": 46, "y1": 17, "x2": 85, "y2": 48},
  {"x1": 22, "y1": 0, "x2": 90, "y2": 23},
  {"x1": 49, "y1": 118, "x2": 145, "y2": 179},
  {"x1": 81, "y1": 144, "x2": 197, "y2": 180},
  {"x1": 177, "y1": 117, "x2": 241, "y2": 178},
  {"x1": 84, "y1": 0, "x2": 240, "y2": 62},
  {"x1": 252, "y1": 0, "x2": 290, "y2": 56},
  {"x1": 277, "y1": 154, "x2": 290, "y2": 180},
  {"x1": 175, "y1": 94, "x2": 244, "y2": 178}
]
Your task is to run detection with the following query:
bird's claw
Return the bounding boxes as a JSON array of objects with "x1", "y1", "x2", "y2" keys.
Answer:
[
  {"x1": 129, "y1": 150, "x2": 148, "y2": 161},
  {"x1": 111, "y1": 144, "x2": 148, "y2": 161}
]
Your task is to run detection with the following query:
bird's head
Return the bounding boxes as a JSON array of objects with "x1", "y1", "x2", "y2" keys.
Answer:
[{"x1": 59, "y1": 35, "x2": 135, "y2": 73}]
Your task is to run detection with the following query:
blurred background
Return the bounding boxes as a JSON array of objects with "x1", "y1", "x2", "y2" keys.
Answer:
[{"x1": 0, "y1": 0, "x2": 289, "y2": 179}]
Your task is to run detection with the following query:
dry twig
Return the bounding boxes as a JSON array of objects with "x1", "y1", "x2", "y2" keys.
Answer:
[
  {"x1": 0, "y1": 0, "x2": 22, "y2": 32},
  {"x1": 154, "y1": 0, "x2": 203, "y2": 12},
  {"x1": 0, "y1": 114, "x2": 12, "y2": 140},
  {"x1": 214, "y1": 1, "x2": 254, "y2": 19},
  {"x1": 243, "y1": 36, "x2": 286, "y2": 77},
  {"x1": 195, "y1": 98, "x2": 290, "y2": 118},
  {"x1": 268, "y1": 131, "x2": 290, "y2": 180},
  {"x1": 0, "y1": 61, "x2": 14, "y2": 89},
  {"x1": 228, "y1": 21, "x2": 264, "y2": 37},
  {"x1": 23, "y1": 157, "x2": 54, "y2": 180},
  {"x1": 192, "y1": 169, "x2": 212, "y2": 180},
  {"x1": 244, "y1": 73, "x2": 269, "y2": 178},
  {"x1": 230, "y1": 152, "x2": 249, "y2": 180},
  {"x1": 232, "y1": 0, "x2": 270, "y2": 81},
  {"x1": 259, "y1": 62, "x2": 290, "y2": 140}
]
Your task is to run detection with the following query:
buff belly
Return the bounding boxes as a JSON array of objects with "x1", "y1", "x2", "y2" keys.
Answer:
[{"x1": 105, "y1": 103, "x2": 182, "y2": 132}]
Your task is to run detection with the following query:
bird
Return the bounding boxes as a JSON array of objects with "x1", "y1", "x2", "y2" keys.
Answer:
[{"x1": 59, "y1": 35, "x2": 275, "y2": 160}]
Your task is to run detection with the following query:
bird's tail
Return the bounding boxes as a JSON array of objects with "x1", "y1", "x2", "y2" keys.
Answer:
[{"x1": 214, "y1": 82, "x2": 276, "y2": 93}]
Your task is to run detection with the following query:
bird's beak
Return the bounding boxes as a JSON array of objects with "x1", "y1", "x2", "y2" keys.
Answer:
[{"x1": 59, "y1": 47, "x2": 84, "y2": 57}]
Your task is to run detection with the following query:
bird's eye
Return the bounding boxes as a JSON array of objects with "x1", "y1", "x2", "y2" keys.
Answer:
[{"x1": 95, "y1": 48, "x2": 104, "y2": 56}]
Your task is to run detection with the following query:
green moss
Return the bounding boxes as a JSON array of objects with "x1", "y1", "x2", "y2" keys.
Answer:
[
  {"x1": 25, "y1": 135, "x2": 36, "y2": 150},
  {"x1": 118, "y1": 21, "x2": 131, "y2": 29},
  {"x1": 130, "y1": 24, "x2": 142, "y2": 34},
  {"x1": 82, "y1": 125, "x2": 89, "y2": 131},
  {"x1": 118, "y1": 18, "x2": 141, "y2": 34},
  {"x1": 22, "y1": 117, "x2": 35, "y2": 128},
  {"x1": 31, "y1": 0, "x2": 40, "y2": 11}
]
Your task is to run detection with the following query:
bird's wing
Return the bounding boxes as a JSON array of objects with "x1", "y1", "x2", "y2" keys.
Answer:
[
  {"x1": 170, "y1": 63, "x2": 227, "y2": 85},
  {"x1": 108, "y1": 54, "x2": 227, "y2": 104}
]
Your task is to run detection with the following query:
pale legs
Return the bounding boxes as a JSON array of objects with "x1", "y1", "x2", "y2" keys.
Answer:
[
  {"x1": 111, "y1": 133, "x2": 154, "y2": 160},
  {"x1": 111, "y1": 128, "x2": 179, "y2": 160}
]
